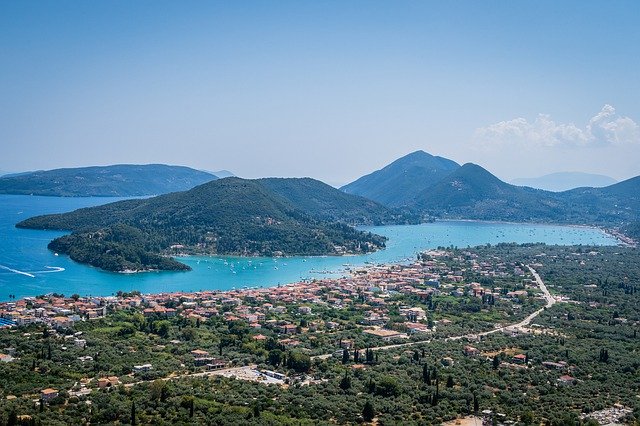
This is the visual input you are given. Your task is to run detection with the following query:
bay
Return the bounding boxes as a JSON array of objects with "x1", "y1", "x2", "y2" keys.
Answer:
[{"x1": 0, "y1": 195, "x2": 619, "y2": 301}]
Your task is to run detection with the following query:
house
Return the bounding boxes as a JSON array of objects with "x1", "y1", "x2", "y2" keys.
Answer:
[
  {"x1": 363, "y1": 328, "x2": 405, "y2": 341},
  {"x1": 206, "y1": 359, "x2": 226, "y2": 370},
  {"x1": 97, "y1": 376, "x2": 120, "y2": 389},
  {"x1": 191, "y1": 349, "x2": 214, "y2": 366},
  {"x1": 542, "y1": 361, "x2": 567, "y2": 370},
  {"x1": 40, "y1": 388, "x2": 59, "y2": 401},
  {"x1": 133, "y1": 363, "x2": 153, "y2": 373},
  {"x1": 463, "y1": 345, "x2": 480, "y2": 357},
  {"x1": 441, "y1": 357, "x2": 454, "y2": 366},
  {"x1": 298, "y1": 306, "x2": 312, "y2": 315},
  {"x1": 512, "y1": 354, "x2": 527, "y2": 364},
  {"x1": 0, "y1": 353, "x2": 14, "y2": 363},
  {"x1": 406, "y1": 322, "x2": 431, "y2": 334},
  {"x1": 557, "y1": 375, "x2": 576, "y2": 386},
  {"x1": 340, "y1": 339, "x2": 354, "y2": 349},
  {"x1": 279, "y1": 324, "x2": 298, "y2": 334},
  {"x1": 51, "y1": 316, "x2": 74, "y2": 329}
]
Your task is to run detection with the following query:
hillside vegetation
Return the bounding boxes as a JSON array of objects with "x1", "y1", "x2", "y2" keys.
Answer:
[
  {"x1": 0, "y1": 164, "x2": 217, "y2": 197},
  {"x1": 17, "y1": 178, "x2": 391, "y2": 272}
]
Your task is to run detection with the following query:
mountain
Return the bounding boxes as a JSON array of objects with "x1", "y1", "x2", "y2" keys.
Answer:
[
  {"x1": 341, "y1": 150, "x2": 460, "y2": 207},
  {"x1": 210, "y1": 170, "x2": 235, "y2": 178},
  {"x1": 259, "y1": 177, "x2": 418, "y2": 225},
  {"x1": 0, "y1": 164, "x2": 217, "y2": 197},
  {"x1": 412, "y1": 163, "x2": 567, "y2": 222},
  {"x1": 511, "y1": 172, "x2": 617, "y2": 192},
  {"x1": 560, "y1": 175, "x2": 640, "y2": 224},
  {"x1": 17, "y1": 177, "x2": 388, "y2": 272}
]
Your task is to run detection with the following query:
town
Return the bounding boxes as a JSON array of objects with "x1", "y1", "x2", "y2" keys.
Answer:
[{"x1": 0, "y1": 244, "x2": 638, "y2": 425}]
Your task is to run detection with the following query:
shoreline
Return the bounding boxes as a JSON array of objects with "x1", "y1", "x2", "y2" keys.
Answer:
[
  {"x1": 434, "y1": 218, "x2": 634, "y2": 247},
  {"x1": 2, "y1": 220, "x2": 629, "y2": 302}
]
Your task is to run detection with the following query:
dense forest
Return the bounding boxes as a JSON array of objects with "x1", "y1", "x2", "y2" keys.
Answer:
[{"x1": 17, "y1": 178, "x2": 389, "y2": 272}]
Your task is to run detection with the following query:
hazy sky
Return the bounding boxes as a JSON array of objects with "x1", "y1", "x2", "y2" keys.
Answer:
[{"x1": 1, "y1": 1, "x2": 639, "y2": 185}]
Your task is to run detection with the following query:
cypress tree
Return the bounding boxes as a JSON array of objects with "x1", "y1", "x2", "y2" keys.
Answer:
[{"x1": 362, "y1": 400, "x2": 375, "y2": 422}]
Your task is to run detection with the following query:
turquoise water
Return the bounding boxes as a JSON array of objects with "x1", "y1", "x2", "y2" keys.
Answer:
[{"x1": 0, "y1": 195, "x2": 619, "y2": 301}]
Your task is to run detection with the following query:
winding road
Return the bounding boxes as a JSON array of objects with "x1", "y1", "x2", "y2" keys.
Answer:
[{"x1": 313, "y1": 265, "x2": 555, "y2": 358}]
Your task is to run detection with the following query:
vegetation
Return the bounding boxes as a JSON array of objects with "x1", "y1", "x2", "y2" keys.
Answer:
[
  {"x1": 17, "y1": 178, "x2": 389, "y2": 272},
  {"x1": 1, "y1": 244, "x2": 638, "y2": 425},
  {"x1": 341, "y1": 151, "x2": 640, "y2": 228},
  {"x1": 0, "y1": 164, "x2": 217, "y2": 197},
  {"x1": 341, "y1": 150, "x2": 460, "y2": 207},
  {"x1": 260, "y1": 177, "x2": 418, "y2": 225}
]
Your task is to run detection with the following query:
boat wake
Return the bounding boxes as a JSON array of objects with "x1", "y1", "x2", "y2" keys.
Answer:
[
  {"x1": 0, "y1": 265, "x2": 65, "y2": 277},
  {"x1": 0, "y1": 264, "x2": 35, "y2": 278},
  {"x1": 31, "y1": 266, "x2": 66, "y2": 274}
]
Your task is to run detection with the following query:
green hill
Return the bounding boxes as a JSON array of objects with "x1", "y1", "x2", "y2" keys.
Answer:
[
  {"x1": 259, "y1": 177, "x2": 419, "y2": 225},
  {"x1": 412, "y1": 163, "x2": 567, "y2": 222},
  {"x1": 17, "y1": 177, "x2": 388, "y2": 272},
  {"x1": 0, "y1": 164, "x2": 217, "y2": 197},
  {"x1": 341, "y1": 150, "x2": 460, "y2": 207}
]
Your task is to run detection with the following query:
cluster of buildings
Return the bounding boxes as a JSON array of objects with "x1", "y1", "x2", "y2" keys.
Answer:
[{"x1": 0, "y1": 250, "x2": 537, "y2": 352}]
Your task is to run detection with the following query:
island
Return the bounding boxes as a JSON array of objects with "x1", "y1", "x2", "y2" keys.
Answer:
[{"x1": 15, "y1": 177, "x2": 414, "y2": 272}]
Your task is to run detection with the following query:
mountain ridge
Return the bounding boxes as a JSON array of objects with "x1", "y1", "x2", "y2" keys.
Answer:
[
  {"x1": 341, "y1": 150, "x2": 460, "y2": 207},
  {"x1": 511, "y1": 172, "x2": 617, "y2": 192},
  {"x1": 0, "y1": 164, "x2": 217, "y2": 197}
]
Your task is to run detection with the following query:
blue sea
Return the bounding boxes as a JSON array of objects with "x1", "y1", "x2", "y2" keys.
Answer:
[{"x1": 0, "y1": 195, "x2": 619, "y2": 301}]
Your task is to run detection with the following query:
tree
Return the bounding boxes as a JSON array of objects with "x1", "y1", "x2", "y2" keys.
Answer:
[
  {"x1": 520, "y1": 411, "x2": 534, "y2": 425},
  {"x1": 339, "y1": 372, "x2": 352, "y2": 391},
  {"x1": 287, "y1": 351, "x2": 311, "y2": 373},
  {"x1": 492, "y1": 355, "x2": 500, "y2": 370},
  {"x1": 149, "y1": 379, "x2": 167, "y2": 401},
  {"x1": 342, "y1": 348, "x2": 350, "y2": 364},
  {"x1": 362, "y1": 400, "x2": 375, "y2": 422},
  {"x1": 446, "y1": 375, "x2": 454, "y2": 388},
  {"x1": 131, "y1": 401, "x2": 137, "y2": 426},
  {"x1": 156, "y1": 320, "x2": 171, "y2": 338},
  {"x1": 422, "y1": 363, "x2": 430, "y2": 384},
  {"x1": 268, "y1": 349, "x2": 283, "y2": 366}
]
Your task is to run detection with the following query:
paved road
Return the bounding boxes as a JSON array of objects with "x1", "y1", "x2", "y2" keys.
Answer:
[{"x1": 313, "y1": 265, "x2": 554, "y2": 358}]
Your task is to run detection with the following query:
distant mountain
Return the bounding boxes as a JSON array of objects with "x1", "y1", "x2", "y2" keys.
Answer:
[
  {"x1": 341, "y1": 150, "x2": 460, "y2": 207},
  {"x1": 560, "y1": 175, "x2": 640, "y2": 224},
  {"x1": 0, "y1": 164, "x2": 217, "y2": 197},
  {"x1": 17, "y1": 177, "x2": 388, "y2": 272},
  {"x1": 512, "y1": 172, "x2": 617, "y2": 192},
  {"x1": 210, "y1": 170, "x2": 235, "y2": 178},
  {"x1": 259, "y1": 177, "x2": 418, "y2": 225},
  {"x1": 412, "y1": 163, "x2": 566, "y2": 222}
]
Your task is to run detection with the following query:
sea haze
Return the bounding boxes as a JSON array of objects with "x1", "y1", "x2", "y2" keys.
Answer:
[{"x1": 0, "y1": 195, "x2": 618, "y2": 301}]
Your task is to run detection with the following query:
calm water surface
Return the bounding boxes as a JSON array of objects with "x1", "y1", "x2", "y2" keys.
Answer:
[{"x1": 0, "y1": 195, "x2": 619, "y2": 300}]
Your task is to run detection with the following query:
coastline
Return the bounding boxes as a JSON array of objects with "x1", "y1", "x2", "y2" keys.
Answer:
[
  {"x1": 435, "y1": 218, "x2": 635, "y2": 247},
  {"x1": 2, "y1": 220, "x2": 624, "y2": 302}
]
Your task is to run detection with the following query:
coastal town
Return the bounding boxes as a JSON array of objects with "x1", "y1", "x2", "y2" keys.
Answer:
[{"x1": 0, "y1": 244, "x2": 637, "y2": 425}]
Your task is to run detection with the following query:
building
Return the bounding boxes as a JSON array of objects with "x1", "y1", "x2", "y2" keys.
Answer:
[
  {"x1": 363, "y1": 328, "x2": 405, "y2": 341},
  {"x1": 41, "y1": 388, "x2": 59, "y2": 401},
  {"x1": 463, "y1": 345, "x2": 480, "y2": 357},
  {"x1": 558, "y1": 375, "x2": 576, "y2": 386},
  {"x1": 97, "y1": 376, "x2": 120, "y2": 389},
  {"x1": 206, "y1": 359, "x2": 226, "y2": 370},
  {"x1": 133, "y1": 364, "x2": 153, "y2": 373}
]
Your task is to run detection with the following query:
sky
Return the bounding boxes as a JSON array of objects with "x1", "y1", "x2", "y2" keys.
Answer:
[{"x1": 1, "y1": 1, "x2": 639, "y2": 186}]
